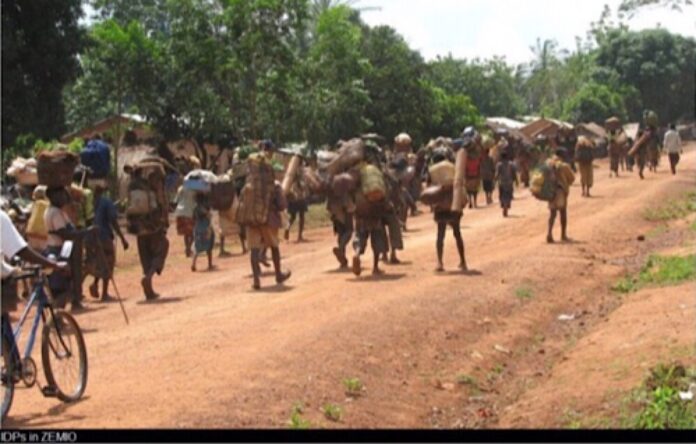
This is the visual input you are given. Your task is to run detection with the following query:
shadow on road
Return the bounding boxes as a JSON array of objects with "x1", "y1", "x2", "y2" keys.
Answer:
[
  {"x1": 136, "y1": 296, "x2": 185, "y2": 305},
  {"x1": 347, "y1": 273, "x2": 407, "y2": 283},
  {"x1": 4, "y1": 396, "x2": 90, "y2": 428}
]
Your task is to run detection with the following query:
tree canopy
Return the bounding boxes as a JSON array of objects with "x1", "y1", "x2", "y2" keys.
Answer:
[{"x1": 2, "y1": 0, "x2": 695, "y2": 156}]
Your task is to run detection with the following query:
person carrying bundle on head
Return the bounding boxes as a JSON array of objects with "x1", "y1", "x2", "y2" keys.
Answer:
[
  {"x1": 238, "y1": 140, "x2": 291, "y2": 290},
  {"x1": 539, "y1": 148, "x2": 575, "y2": 243},
  {"x1": 351, "y1": 142, "x2": 390, "y2": 277},
  {"x1": 479, "y1": 136, "x2": 496, "y2": 206},
  {"x1": 191, "y1": 192, "x2": 215, "y2": 272},
  {"x1": 125, "y1": 155, "x2": 171, "y2": 301},
  {"x1": 421, "y1": 144, "x2": 467, "y2": 273},
  {"x1": 285, "y1": 156, "x2": 310, "y2": 243},
  {"x1": 574, "y1": 136, "x2": 595, "y2": 198}
]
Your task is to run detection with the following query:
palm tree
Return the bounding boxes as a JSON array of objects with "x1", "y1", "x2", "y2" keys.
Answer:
[{"x1": 310, "y1": 0, "x2": 380, "y2": 19}]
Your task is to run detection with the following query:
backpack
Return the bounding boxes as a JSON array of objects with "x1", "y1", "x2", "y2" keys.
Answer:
[
  {"x1": 80, "y1": 140, "x2": 111, "y2": 178},
  {"x1": 360, "y1": 164, "x2": 387, "y2": 203},
  {"x1": 530, "y1": 163, "x2": 557, "y2": 202},
  {"x1": 235, "y1": 155, "x2": 275, "y2": 226},
  {"x1": 125, "y1": 162, "x2": 166, "y2": 235}
]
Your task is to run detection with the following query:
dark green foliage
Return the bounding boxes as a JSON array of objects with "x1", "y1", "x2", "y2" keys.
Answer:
[
  {"x1": 2, "y1": 0, "x2": 84, "y2": 148},
  {"x1": 595, "y1": 29, "x2": 696, "y2": 122}
]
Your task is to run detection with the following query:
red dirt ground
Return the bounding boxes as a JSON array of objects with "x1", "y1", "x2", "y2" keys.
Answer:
[{"x1": 5, "y1": 147, "x2": 695, "y2": 429}]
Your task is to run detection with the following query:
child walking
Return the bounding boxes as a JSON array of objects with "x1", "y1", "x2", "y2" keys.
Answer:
[
  {"x1": 191, "y1": 193, "x2": 215, "y2": 272},
  {"x1": 495, "y1": 152, "x2": 518, "y2": 217}
]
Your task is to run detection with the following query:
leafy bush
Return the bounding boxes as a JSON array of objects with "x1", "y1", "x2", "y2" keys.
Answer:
[{"x1": 628, "y1": 363, "x2": 696, "y2": 430}]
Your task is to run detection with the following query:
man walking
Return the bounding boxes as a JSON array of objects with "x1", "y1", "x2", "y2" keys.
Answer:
[
  {"x1": 663, "y1": 124, "x2": 683, "y2": 175},
  {"x1": 546, "y1": 148, "x2": 576, "y2": 243}
]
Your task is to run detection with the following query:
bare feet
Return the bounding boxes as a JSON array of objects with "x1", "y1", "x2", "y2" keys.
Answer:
[
  {"x1": 372, "y1": 268, "x2": 384, "y2": 276},
  {"x1": 547, "y1": 235, "x2": 555, "y2": 244},
  {"x1": 333, "y1": 247, "x2": 348, "y2": 268},
  {"x1": 352, "y1": 255, "x2": 361, "y2": 276},
  {"x1": 436, "y1": 263, "x2": 445, "y2": 273},
  {"x1": 276, "y1": 270, "x2": 291, "y2": 285},
  {"x1": 89, "y1": 283, "x2": 99, "y2": 299},
  {"x1": 459, "y1": 262, "x2": 468, "y2": 271}
]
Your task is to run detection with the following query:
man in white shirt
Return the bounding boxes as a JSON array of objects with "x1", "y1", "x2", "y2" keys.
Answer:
[
  {"x1": 1, "y1": 209, "x2": 67, "y2": 314},
  {"x1": 663, "y1": 123, "x2": 683, "y2": 175}
]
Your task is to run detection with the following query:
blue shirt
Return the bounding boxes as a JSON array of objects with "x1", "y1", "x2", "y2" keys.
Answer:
[{"x1": 94, "y1": 196, "x2": 118, "y2": 241}]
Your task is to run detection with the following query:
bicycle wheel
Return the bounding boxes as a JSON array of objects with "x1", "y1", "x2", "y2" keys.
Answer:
[
  {"x1": 1, "y1": 334, "x2": 14, "y2": 421},
  {"x1": 41, "y1": 311, "x2": 87, "y2": 402}
]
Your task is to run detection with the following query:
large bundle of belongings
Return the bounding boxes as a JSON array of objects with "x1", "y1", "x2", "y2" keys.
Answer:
[
  {"x1": 315, "y1": 138, "x2": 390, "y2": 217},
  {"x1": 420, "y1": 141, "x2": 459, "y2": 210},
  {"x1": 124, "y1": 156, "x2": 170, "y2": 236},
  {"x1": 6, "y1": 157, "x2": 39, "y2": 186},
  {"x1": 236, "y1": 152, "x2": 276, "y2": 227},
  {"x1": 37, "y1": 147, "x2": 79, "y2": 188},
  {"x1": 394, "y1": 133, "x2": 413, "y2": 154},
  {"x1": 530, "y1": 162, "x2": 558, "y2": 202},
  {"x1": 575, "y1": 136, "x2": 596, "y2": 162},
  {"x1": 80, "y1": 139, "x2": 111, "y2": 180}
]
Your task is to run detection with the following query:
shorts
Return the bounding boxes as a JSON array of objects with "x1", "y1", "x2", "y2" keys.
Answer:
[
  {"x1": 482, "y1": 179, "x2": 495, "y2": 193},
  {"x1": 434, "y1": 210, "x2": 462, "y2": 225},
  {"x1": 548, "y1": 189, "x2": 568, "y2": 210},
  {"x1": 499, "y1": 185, "x2": 514, "y2": 208},
  {"x1": 176, "y1": 216, "x2": 194, "y2": 236},
  {"x1": 288, "y1": 200, "x2": 309, "y2": 216},
  {"x1": 247, "y1": 225, "x2": 280, "y2": 249},
  {"x1": 353, "y1": 227, "x2": 387, "y2": 255}
]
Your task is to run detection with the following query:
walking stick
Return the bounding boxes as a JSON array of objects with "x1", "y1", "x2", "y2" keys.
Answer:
[{"x1": 93, "y1": 229, "x2": 130, "y2": 325}]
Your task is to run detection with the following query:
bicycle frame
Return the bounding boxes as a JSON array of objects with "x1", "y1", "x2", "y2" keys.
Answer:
[{"x1": 6, "y1": 276, "x2": 51, "y2": 367}]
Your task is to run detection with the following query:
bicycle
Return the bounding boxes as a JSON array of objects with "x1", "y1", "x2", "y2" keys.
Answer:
[{"x1": 1, "y1": 265, "x2": 88, "y2": 421}]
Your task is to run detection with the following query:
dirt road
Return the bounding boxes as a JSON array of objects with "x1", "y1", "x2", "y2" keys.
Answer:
[{"x1": 6, "y1": 148, "x2": 696, "y2": 429}]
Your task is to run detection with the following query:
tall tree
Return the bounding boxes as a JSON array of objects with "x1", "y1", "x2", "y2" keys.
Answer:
[
  {"x1": 595, "y1": 28, "x2": 696, "y2": 122},
  {"x1": 360, "y1": 25, "x2": 432, "y2": 144},
  {"x1": 2, "y1": 0, "x2": 84, "y2": 147},
  {"x1": 428, "y1": 56, "x2": 524, "y2": 118},
  {"x1": 302, "y1": 5, "x2": 371, "y2": 147}
]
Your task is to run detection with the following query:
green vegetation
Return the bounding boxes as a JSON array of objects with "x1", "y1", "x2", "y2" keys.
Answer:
[
  {"x1": 321, "y1": 403, "x2": 343, "y2": 422},
  {"x1": 305, "y1": 204, "x2": 333, "y2": 230},
  {"x1": 288, "y1": 402, "x2": 311, "y2": 430},
  {"x1": 646, "y1": 224, "x2": 669, "y2": 239},
  {"x1": 456, "y1": 374, "x2": 481, "y2": 395},
  {"x1": 643, "y1": 193, "x2": 696, "y2": 222},
  {"x1": 342, "y1": 377, "x2": 364, "y2": 397},
  {"x1": 623, "y1": 363, "x2": 696, "y2": 429},
  {"x1": 4, "y1": 1, "x2": 696, "y2": 159},
  {"x1": 515, "y1": 286, "x2": 534, "y2": 300},
  {"x1": 612, "y1": 254, "x2": 696, "y2": 293}
]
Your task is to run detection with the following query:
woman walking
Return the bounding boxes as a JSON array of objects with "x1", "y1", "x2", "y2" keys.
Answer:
[{"x1": 191, "y1": 193, "x2": 215, "y2": 272}]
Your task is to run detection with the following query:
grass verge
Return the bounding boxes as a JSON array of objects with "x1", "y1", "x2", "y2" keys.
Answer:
[
  {"x1": 643, "y1": 192, "x2": 696, "y2": 222},
  {"x1": 612, "y1": 254, "x2": 696, "y2": 294},
  {"x1": 621, "y1": 362, "x2": 696, "y2": 429}
]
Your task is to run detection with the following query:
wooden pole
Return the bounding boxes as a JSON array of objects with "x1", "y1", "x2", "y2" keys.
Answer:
[{"x1": 451, "y1": 148, "x2": 468, "y2": 212}]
